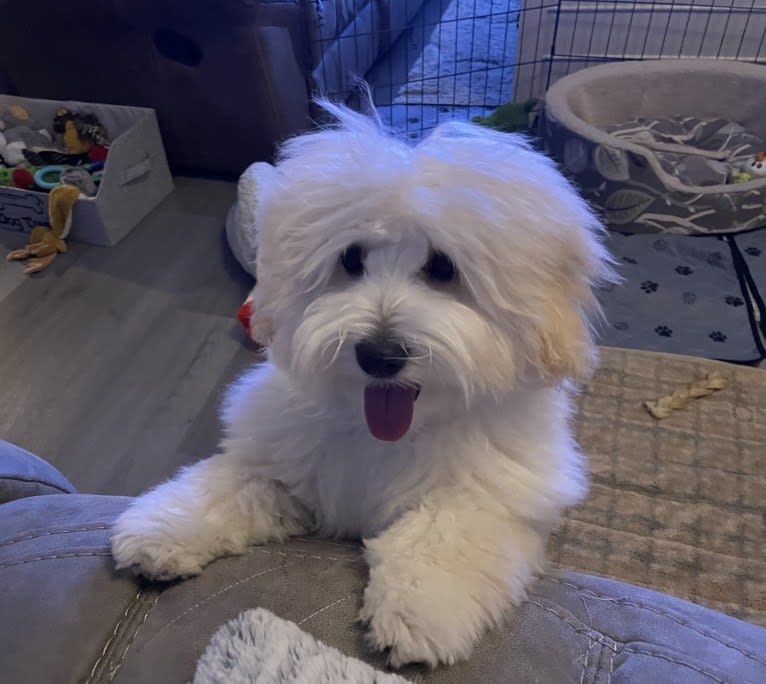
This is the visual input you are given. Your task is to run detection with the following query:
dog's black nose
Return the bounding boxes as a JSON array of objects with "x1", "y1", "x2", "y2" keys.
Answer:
[{"x1": 355, "y1": 336, "x2": 408, "y2": 378}]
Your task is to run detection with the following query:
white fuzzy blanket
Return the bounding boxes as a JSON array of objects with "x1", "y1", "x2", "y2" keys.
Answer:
[{"x1": 193, "y1": 608, "x2": 412, "y2": 684}]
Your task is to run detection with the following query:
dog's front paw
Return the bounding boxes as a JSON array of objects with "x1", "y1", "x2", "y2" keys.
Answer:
[
  {"x1": 360, "y1": 573, "x2": 481, "y2": 668},
  {"x1": 111, "y1": 506, "x2": 207, "y2": 581}
]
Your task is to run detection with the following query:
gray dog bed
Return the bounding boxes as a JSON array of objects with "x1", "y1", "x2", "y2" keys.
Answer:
[{"x1": 542, "y1": 59, "x2": 766, "y2": 235}]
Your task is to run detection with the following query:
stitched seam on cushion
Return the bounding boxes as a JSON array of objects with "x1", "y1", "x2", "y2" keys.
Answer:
[
  {"x1": 155, "y1": 560, "x2": 300, "y2": 637},
  {"x1": 246, "y1": 547, "x2": 364, "y2": 564},
  {"x1": 0, "y1": 525, "x2": 111, "y2": 549},
  {"x1": 548, "y1": 577, "x2": 765, "y2": 664},
  {"x1": 149, "y1": 550, "x2": 365, "y2": 642},
  {"x1": 531, "y1": 596, "x2": 757, "y2": 684},
  {"x1": 293, "y1": 536, "x2": 362, "y2": 551},
  {"x1": 526, "y1": 598, "x2": 617, "y2": 650},
  {"x1": 298, "y1": 592, "x2": 354, "y2": 626},
  {"x1": 623, "y1": 645, "x2": 728, "y2": 684},
  {"x1": 0, "y1": 474, "x2": 72, "y2": 494},
  {"x1": 593, "y1": 640, "x2": 610, "y2": 684},
  {"x1": 84, "y1": 590, "x2": 143, "y2": 684},
  {"x1": 0, "y1": 551, "x2": 111, "y2": 569},
  {"x1": 109, "y1": 594, "x2": 160, "y2": 683},
  {"x1": 580, "y1": 637, "x2": 595, "y2": 684}
]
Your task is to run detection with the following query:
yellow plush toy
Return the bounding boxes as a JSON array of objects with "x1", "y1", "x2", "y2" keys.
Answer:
[
  {"x1": 6, "y1": 184, "x2": 80, "y2": 274},
  {"x1": 63, "y1": 119, "x2": 91, "y2": 155}
]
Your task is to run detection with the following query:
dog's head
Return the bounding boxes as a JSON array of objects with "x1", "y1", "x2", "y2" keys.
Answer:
[{"x1": 249, "y1": 102, "x2": 616, "y2": 441}]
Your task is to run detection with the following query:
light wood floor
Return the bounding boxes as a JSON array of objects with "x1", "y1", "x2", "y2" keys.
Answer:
[{"x1": 0, "y1": 177, "x2": 259, "y2": 496}]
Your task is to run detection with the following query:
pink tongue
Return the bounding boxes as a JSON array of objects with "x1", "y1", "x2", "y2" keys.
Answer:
[{"x1": 364, "y1": 385, "x2": 417, "y2": 442}]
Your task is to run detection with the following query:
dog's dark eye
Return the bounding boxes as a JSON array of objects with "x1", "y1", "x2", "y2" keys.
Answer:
[
  {"x1": 423, "y1": 251, "x2": 457, "y2": 283},
  {"x1": 340, "y1": 244, "x2": 365, "y2": 277}
]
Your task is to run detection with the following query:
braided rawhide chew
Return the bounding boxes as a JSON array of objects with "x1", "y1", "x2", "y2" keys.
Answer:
[{"x1": 644, "y1": 371, "x2": 729, "y2": 419}]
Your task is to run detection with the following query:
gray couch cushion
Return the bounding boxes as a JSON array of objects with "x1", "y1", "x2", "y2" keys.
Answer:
[
  {"x1": 1, "y1": 492, "x2": 763, "y2": 683},
  {"x1": 0, "y1": 440, "x2": 76, "y2": 503},
  {"x1": 0, "y1": 494, "x2": 136, "y2": 684}
]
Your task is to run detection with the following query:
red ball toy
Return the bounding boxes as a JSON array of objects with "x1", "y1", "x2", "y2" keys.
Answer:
[{"x1": 12, "y1": 167, "x2": 35, "y2": 189}]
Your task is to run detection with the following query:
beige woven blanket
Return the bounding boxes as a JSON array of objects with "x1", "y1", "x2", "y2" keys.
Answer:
[{"x1": 549, "y1": 347, "x2": 766, "y2": 626}]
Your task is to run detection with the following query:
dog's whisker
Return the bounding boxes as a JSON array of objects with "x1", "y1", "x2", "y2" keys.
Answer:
[
  {"x1": 328, "y1": 331, "x2": 347, "y2": 366},
  {"x1": 403, "y1": 352, "x2": 429, "y2": 362},
  {"x1": 319, "y1": 339, "x2": 337, "y2": 360}
]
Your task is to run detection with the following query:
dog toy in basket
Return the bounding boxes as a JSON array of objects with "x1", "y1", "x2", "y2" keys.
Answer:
[
  {"x1": 53, "y1": 107, "x2": 111, "y2": 153},
  {"x1": 0, "y1": 104, "x2": 109, "y2": 192},
  {"x1": 6, "y1": 184, "x2": 80, "y2": 274}
]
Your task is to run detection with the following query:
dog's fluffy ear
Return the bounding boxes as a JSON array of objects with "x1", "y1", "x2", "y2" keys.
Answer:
[
  {"x1": 536, "y1": 289, "x2": 599, "y2": 383},
  {"x1": 531, "y1": 220, "x2": 615, "y2": 384},
  {"x1": 418, "y1": 121, "x2": 618, "y2": 386}
]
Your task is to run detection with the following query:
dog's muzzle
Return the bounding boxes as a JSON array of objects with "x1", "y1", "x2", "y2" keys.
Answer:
[
  {"x1": 355, "y1": 335, "x2": 408, "y2": 378},
  {"x1": 355, "y1": 335, "x2": 420, "y2": 442}
]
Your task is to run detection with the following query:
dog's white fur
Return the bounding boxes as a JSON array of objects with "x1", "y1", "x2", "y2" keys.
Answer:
[{"x1": 111, "y1": 103, "x2": 615, "y2": 668}]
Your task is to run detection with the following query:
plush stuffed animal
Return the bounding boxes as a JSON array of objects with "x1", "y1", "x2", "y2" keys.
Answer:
[
  {"x1": 6, "y1": 184, "x2": 80, "y2": 274},
  {"x1": 225, "y1": 161, "x2": 277, "y2": 344},
  {"x1": 53, "y1": 107, "x2": 110, "y2": 154},
  {"x1": 225, "y1": 161, "x2": 276, "y2": 279},
  {"x1": 0, "y1": 106, "x2": 53, "y2": 165},
  {"x1": 0, "y1": 129, "x2": 52, "y2": 166},
  {"x1": 0, "y1": 104, "x2": 47, "y2": 133},
  {"x1": 0, "y1": 106, "x2": 109, "y2": 167}
]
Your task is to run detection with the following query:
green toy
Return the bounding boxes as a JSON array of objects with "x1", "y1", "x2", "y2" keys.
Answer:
[
  {"x1": 0, "y1": 163, "x2": 40, "y2": 188},
  {"x1": 472, "y1": 98, "x2": 540, "y2": 134}
]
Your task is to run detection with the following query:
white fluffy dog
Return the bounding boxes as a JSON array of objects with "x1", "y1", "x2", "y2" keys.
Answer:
[{"x1": 111, "y1": 102, "x2": 615, "y2": 668}]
